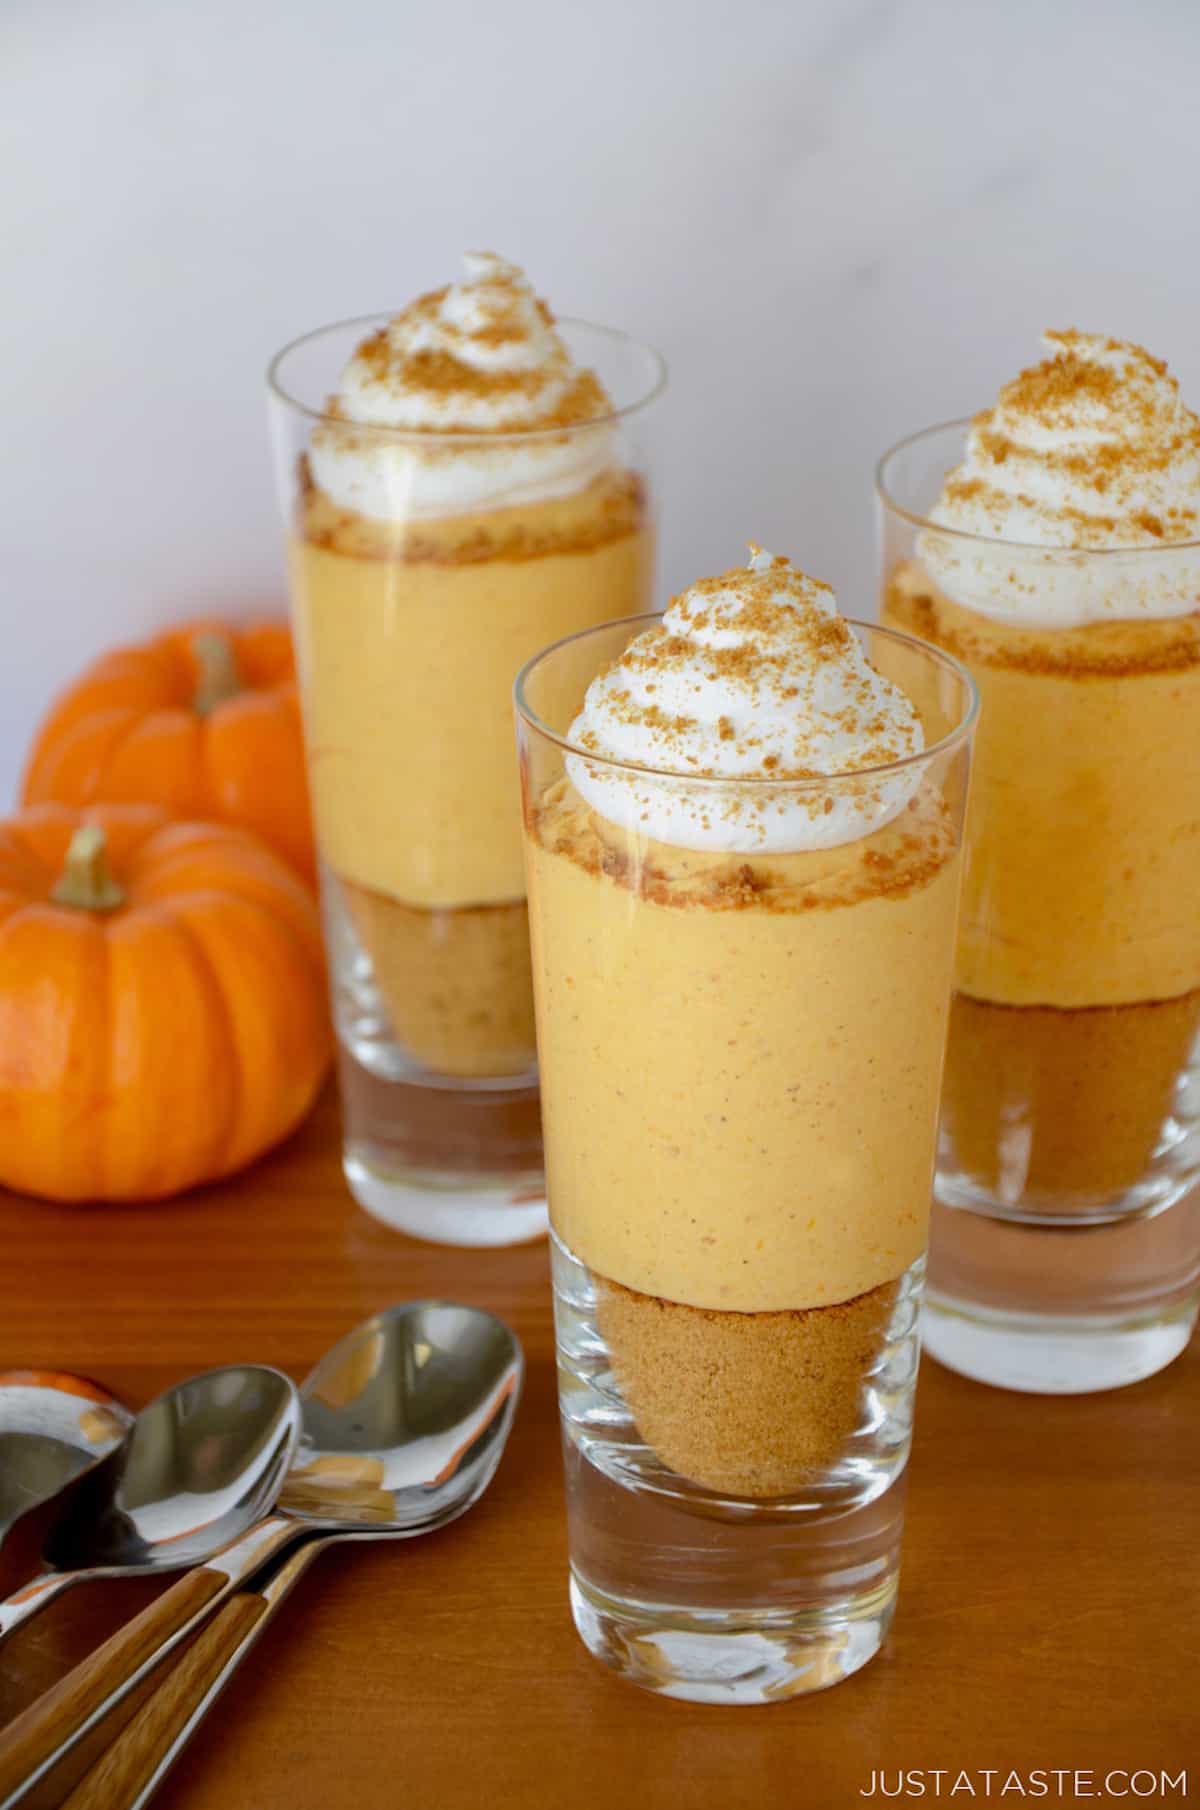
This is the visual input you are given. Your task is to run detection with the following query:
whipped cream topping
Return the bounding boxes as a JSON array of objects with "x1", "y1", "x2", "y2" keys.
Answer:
[
  {"x1": 567, "y1": 549, "x2": 924, "y2": 853},
  {"x1": 309, "y1": 253, "x2": 617, "y2": 521},
  {"x1": 921, "y1": 331, "x2": 1200, "y2": 627}
]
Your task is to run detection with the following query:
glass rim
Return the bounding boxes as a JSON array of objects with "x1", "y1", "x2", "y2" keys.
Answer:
[
  {"x1": 266, "y1": 312, "x2": 668, "y2": 443},
  {"x1": 875, "y1": 417, "x2": 1200, "y2": 559},
  {"x1": 514, "y1": 611, "x2": 979, "y2": 787}
]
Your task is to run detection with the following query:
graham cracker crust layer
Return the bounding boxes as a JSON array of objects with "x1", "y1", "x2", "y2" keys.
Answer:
[
  {"x1": 596, "y1": 1273, "x2": 900, "y2": 1498},
  {"x1": 531, "y1": 775, "x2": 956, "y2": 915},
  {"x1": 884, "y1": 562, "x2": 1200, "y2": 678},
  {"x1": 341, "y1": 878, "x2": 536, "y2": 1079},
  {"x1": 943, "y1": 988, "x2": 1200, "y2": 1200},
  {"x1": 299, "y1": 461, "x2": 645, "y2": 566}
]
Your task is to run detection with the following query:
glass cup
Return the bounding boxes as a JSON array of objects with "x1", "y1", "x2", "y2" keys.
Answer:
[
  {"x1": 878, "y1": 422, "x2": 1200, "y2": 1392},
  {"x1": 515, "y1": 616, "x2": 976, "y2": 1703},
  {"x1": 268, "y1": 318, "x2": 665, "y2": 1246}
]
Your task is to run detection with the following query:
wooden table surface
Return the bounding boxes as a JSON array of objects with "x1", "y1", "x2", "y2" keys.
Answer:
[{"x1": 1, "y1": 1090, "x2": 1196, "y2": 1810}]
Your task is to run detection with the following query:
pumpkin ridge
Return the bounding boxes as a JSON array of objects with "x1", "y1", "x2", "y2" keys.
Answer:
[
  {"x1": 0, "y1": 822, "x2": 59, "y2": 893},
  {"x1": 223, "y1": 622, "x2": 294, "y2": 688},
  {"x1": 117, "y1": 820, "x2": 234, "y2": 890},
  {"x1": 153, "y1": 896, "x2": 244, "y2": 1174},
  {"x1": 23, "y1": 708, "x2": 141, "y2": 805},
  {"x1": 0, "y1": 801, "x2": 328, "y2": 1203},
  {"x1": 106, "y1": 902, "x2": 238, "y2": 1196},
  {"x1": 86, "y1": 707, "x2": 166, "y2": 802},
  {"x1": 0, "y1": 905, "x2": 110, "y2": 1200},
  {"x1": 164, "y1": 879, "x2": 325, "y2": 990},
  {"x1": 129, "y1": 826, "x2": 324, "y2": 971},
  {"x1": 84, "y1": 643, "x2": 184, "y2": 702},
  {"x1": 23, "y1": 624, "x2": 313, "y2": 877},
  {"x1": 164, "y1": 889, "x2": 328, "y2": 1174},
  {"x1": 151, "y1": 634, "x2": 205, "y2": 700},
  {"x1": 107, "y1": 709, "x2": 209, "y2": 816},
  {"x1": 95, "y1": 906, "x2": 113, "y2": 1201},
  {"x1": 222, "y1": 883, "x2": 325, "y2": 979},
  {"x1": 62, "y1": 804, "x2": 172, "y2": 882}
]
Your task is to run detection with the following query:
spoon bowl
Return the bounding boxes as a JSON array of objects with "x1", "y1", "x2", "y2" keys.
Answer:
[
  {"x1": 0, "y1": 1308, "x2": 520, "y2": 1810},
  {"x1": 46, "y1": 1365, "x2": 303, "y2": 1573},
  {"x1": 0, "y1": 1364, "x2": 301, "y2": 1640},
  {"x1": 284, "y1": 1301, "x2": 523, "y2": 1531},
  {"x1": 63, "y1": 1303, "x2": 524, "y2": 1810},
  {"x1": 0, "y1": 1372, "x2": 133, "y2": 1552}
]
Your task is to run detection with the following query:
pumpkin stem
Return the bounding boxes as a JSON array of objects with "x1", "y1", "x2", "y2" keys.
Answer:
[
  {"x1": 191, "y1": 631, "x2": 242, "y2": 715},
  {"x1": 51, "y1": 825, "x2": 125, "y2": 913}
]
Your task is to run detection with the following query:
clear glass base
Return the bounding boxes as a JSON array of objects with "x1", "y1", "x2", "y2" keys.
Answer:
[
  {"x1": 336, "y1": 1043, "x2": 545, "y2": 1248},
  {"x1": 924, "y1": 1190, "x2": 1200, "y2": 1392},
  {"x1": 568, "y1": 1563, "x2": 897, "y2": 1705},
  {"x1": 934, "y1": 1162, "x2": 1199, "y2": 1227},
  {"x1": 343, "y1": 1147, "x2": 547, "y2": 1246},
  {"x1": 553, "y1": 1230, "x2": 915, "y2": 1701},
  {"x1": 922, "y1": 1291, "x2": 1197, "y2": 1394}
]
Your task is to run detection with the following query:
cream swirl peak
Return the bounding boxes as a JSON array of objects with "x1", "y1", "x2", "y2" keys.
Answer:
[
  {"x1": 921, "y1": 331, "x2": 1200, "y2": 627},
  {"x1": 567, "y1": 548, "x2": 923, "y2": 853},
  {"x1": 309, "y1": 254, "x2": 617, "y2": 521}
]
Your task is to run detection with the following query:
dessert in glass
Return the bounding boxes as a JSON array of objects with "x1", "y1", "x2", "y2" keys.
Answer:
[
  {"x1": 516, "y1": 549, "x2": 975, "y2": 1702},
  {"x1": 268, "y1": 255, "x2": 664, "y2": 1244},
  {"x1": 879, "y1": 331, "x2": 1200, "y2": 1391}
]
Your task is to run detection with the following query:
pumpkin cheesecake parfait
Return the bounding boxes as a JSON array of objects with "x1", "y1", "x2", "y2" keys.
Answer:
[
  {"x1": 516, "y1": 550, "x2": 975, "y2": 1701},
  {"x1": 879, "y1": 332, "x2": 1200, "y2": 1391},
  {"x1": 268, "y1": 255, "x2": 663, "y2": 1243}
]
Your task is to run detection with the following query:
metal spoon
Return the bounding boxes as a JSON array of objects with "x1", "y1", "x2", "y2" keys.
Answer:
[
  {"x1": 0, "y1": 1365, "x2": 300, "y2": 1806},
  {"x1": 65, "y1": 1302, "x2": 524, "y2": 1810},
  {"x1": 0, "y1": 1371, "x2": 133, "y2": 1553},
  {"x1": 0, "y1": 1364, "x2": 299, "y2": 1644},
  {"x1": 0, "y1": 1305, "x2": 521, "y2": 1810}
]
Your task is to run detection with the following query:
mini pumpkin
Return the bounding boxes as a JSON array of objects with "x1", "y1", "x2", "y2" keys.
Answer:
[
  {"x1": 22, "y1": 620, "x2": 314, "y2": 881},
  {"x1": 0, "y1": 803, "x2": 331, "y2": 1203}
]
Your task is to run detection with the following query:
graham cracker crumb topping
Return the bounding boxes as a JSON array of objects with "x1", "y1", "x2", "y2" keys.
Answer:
[
  {"x1": 935, "y1": 330, "x2": 1200, "y2": 549},
  {"x1": 324, "y1": 252, "x2": 612, "y2": 438},
  {"x1": 564, "y1": 547, "x2": 926, "y2": 853}
]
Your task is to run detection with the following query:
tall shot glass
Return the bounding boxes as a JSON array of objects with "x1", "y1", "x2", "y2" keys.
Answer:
[
  {"x1": 268, "y1": 318, "x2": 664, "y2": 1246},
  {"x1": 515, "y1": 617, "x2": 976, "y2": 1703},
  {"x1": 879, "y1": 423, "x2": 1200, "y2": 1392}
]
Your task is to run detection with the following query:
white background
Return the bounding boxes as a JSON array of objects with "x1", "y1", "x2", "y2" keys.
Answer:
[{"x1": 4, "y1": 0, "x2": 1199, "y2": 797}]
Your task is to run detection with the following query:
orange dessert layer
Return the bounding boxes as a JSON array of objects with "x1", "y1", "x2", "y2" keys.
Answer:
[
  {"x1": 291, "y1": 473, "x2": 652, "y2": 912},
  {"x1": 884, "y1": 561, "x2": 1200, "y2": 1009},
  {"x1": 527, "y1": 777, "x2": 961, "y2": 1313}
]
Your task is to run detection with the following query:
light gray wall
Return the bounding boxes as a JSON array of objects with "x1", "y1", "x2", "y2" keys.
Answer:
[{"x1": 4, "y1": 0, "x2": 1198, "y2": 794}]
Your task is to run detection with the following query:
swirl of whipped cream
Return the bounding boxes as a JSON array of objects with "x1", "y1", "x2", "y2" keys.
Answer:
[
  {"x1": 309, "y1": 253, "x2": 617, "y2": 521},
  {"x1": 566, "y1": 549, "x2": 924, "y2": 853},
  {"x1": 920, "y1": 331, "x2": 1200, "y2": 627}
]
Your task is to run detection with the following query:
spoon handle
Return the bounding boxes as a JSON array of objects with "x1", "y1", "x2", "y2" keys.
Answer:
[
  {"x1": 0, "y1": 1519, "x2": 294, "y2": 1808},
  {"x1": 60, "y1": 1543, "x2": 322, "y2": 1810},
  {"x1": 0, "y1": 1571, "x2": 74, "y2": 1642}
]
